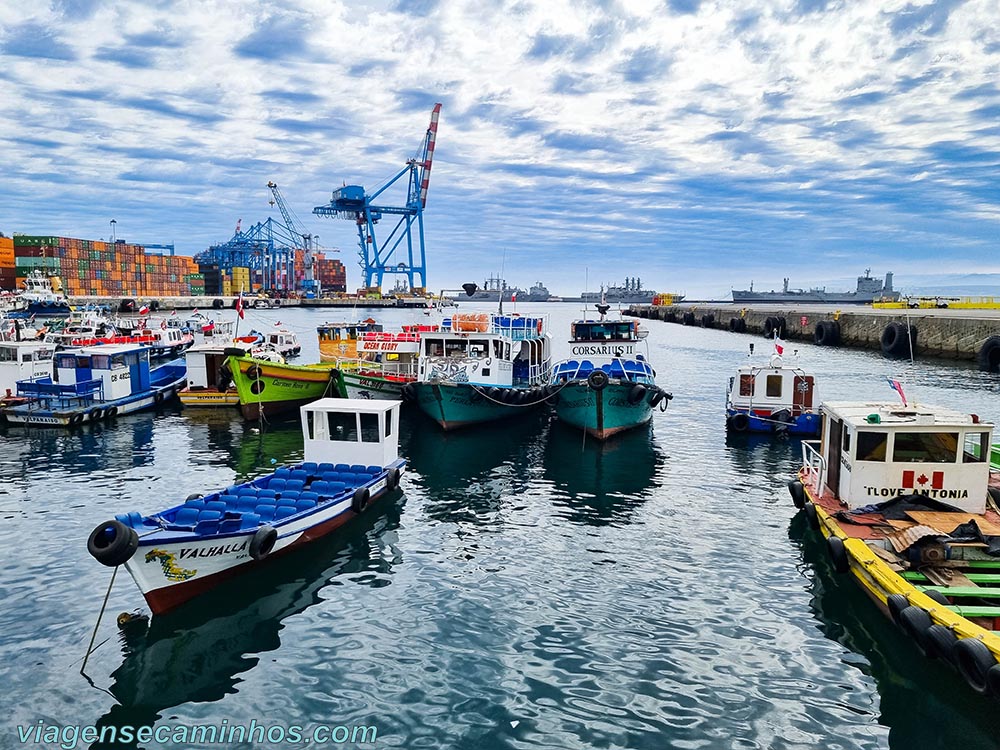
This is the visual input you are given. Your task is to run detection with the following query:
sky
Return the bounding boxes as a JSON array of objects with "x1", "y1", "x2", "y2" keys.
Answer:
[{"x1": 1, "y1": 0, "x2": 998, "y2": 299}]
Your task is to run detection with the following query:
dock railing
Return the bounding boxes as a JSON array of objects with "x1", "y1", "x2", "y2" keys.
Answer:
[{"x1": 800, "y1": 440, "x2": 826, "y2": 497}]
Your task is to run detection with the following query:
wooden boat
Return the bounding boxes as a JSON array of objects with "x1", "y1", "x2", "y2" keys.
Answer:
[
  {"x1": 226, "y1": 353, "x2": 347, "y2": 420},
  {"x1": 4, "y1": 343, "x2": 185, "y2": 426},
  {"x1": 178, "y1": 342, "x2": 284, "y2": 409},
  {"x1": 86, "y1": 398, "x2": 406, "y2": 615},
  {"x1": 550, "y1": 306, "x2": 670, "y2": 439},
  {"x1": 790, "y1": 400, "x2": 1000, "y2": 698},
  {"x1": 317, "y1": 320, "x2": 383, "y2": 364},
  {"x1": 726, "y1": 345, "x2": 818, "y2": 435}
]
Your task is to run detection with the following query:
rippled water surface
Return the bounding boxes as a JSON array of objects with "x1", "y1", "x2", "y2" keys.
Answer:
[{"x1": 3, "y1": 303, "x2": 1000, "y2": 749}]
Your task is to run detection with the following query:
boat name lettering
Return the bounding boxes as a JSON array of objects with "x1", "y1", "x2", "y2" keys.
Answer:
[
  {"x1": 608, "y1": 397, "x2": 636, "y2": 408},
  {"x1": 570, "y1": 345, "x2": 635, "y2": 356},
  {"x1": 178, "y1": 540, "x2": 249, "y2": 559},
  {"x1": 863, "y1": 486, "x2": 969, "y2": 500},
  {"x1": 358, "y1": 379, "x2": 385, "y2": 390},
  {"x1": 360, "y1": 341, "x2": 399, "y2": 352},
  {"x1": 840, "y1": 456, "x2": 851, "y2": 471},
  {"x1": 270, "y1": 378, "x2": 307, "y2": 390},
  {"x1": 111, "y1": 371, "x2": 131, "y2": 382}
]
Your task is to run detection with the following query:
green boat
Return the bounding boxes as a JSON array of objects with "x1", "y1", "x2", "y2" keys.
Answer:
[{"x1": 226, "y1": 355, "x2": 347, "y2": 421}]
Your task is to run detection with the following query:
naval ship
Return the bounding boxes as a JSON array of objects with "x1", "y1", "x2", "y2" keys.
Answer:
[
  {"x1": 731, "y1": 269, "x2": 900, "y2": 304},
  {"x1": 579, "y1": 278, "x2": 666, "y2": 305}
]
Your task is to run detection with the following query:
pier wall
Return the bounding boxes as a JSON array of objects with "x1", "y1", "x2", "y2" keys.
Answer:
[{"x1": 627, "y1": 304, "x2": 1000, "y2": 367}]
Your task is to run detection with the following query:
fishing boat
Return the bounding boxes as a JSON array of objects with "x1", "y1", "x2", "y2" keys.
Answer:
[
  {"x1": 85, "y1": 398, "x2": 406, "y2": 615},
  {"x1": 549, "y1": 305, "x2": 671, "y2": 440},
  {"x1": 3, "y1": 343, "x2": 185, "y2": 426},
  {"x1": 225, "y1": 352, "x2": 347, "y2": 420},
  {"x1": 178, "y1": 340, "x2": 284, "y2": 409},
  {"x1": 321, "y1": 324, "x2": 431, "y2": 399},
  {"x1": 725, "y1": 342, "x2": 819, "y2": 435},
  {"x1": 42, "y1": 308, "x2": 119, "y2": 349},
  {"x1": 260, "y1": 326, "x2": 301, "y2": 358},
  {"x1": 406, "y1": 312, "x2": 552, "y2": 429},
  {"x1": 317, "y1": 320, "x2": 383, "y2": 363},
  {"x1": 167, "y1": 312, "x2": 236, "y2": 345},
  {"x1": 0, "y1": 289, "x2": 27, "y2": 315},
  {"x1": 790, "y1": 397, "x2": 1000, "y2": 699},
  {"x1": 20, "y1": 270, "x2": 72, "y2": 316},
  {"x1": 0, "y1": 340, "x2": 54, "y2": 407}
]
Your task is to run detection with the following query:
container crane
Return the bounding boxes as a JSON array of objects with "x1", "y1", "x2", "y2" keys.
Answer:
[
  {"x1": 267, "y1": 181, "x2": 333, "y2": 295},
  {"x1": 313, "y1": 103, "x2": 441, "y2": 293}
]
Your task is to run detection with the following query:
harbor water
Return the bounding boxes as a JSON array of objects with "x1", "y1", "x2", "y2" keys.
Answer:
[{"x1": 3, "y1": 303, "x2": 1000, "y2": 749}]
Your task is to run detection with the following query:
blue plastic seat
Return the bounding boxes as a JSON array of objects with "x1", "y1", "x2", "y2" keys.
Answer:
[
  {"x1": 365, "y1": 465, "x2": 382, "y2": 475},
  {"x1": 256, "y1": 504, "x2": 277, "y2": 522},
  {"x1": 269, "y1": 478, "x2": 287, "y2": 493},
  {"x1": 237, "y1": 487, "x2": 258, "y2": 497},
  {"x1": 340, "y1": 473, "x2": 357, "y2": 487},
  {"x1": 204, "y1": 500, "x2": 227, "y2": 514},
  {"x1": 274, "y1": 467, "x2": 291, "y2": 480},
  {"x1": 274, "y1": 505, "x2": 298, "y2": 520},
  {"x1": 579, "y1": 360, "x2": 594, "y2": 372},
  {"x1": 318, "y1": 462, "x2": 335, "y2": 474},
  {"x1": 219, "y1": 494, "x2": 240, "y2": 509},
  {"x1": 174, "y1": 507, "x2": 199, "y2": 526},
  {"x1": 236, "y1": 497, "x2": 257, "y2": 513},
  {"x1": 219, "y1": 517, "x2": 242, "y2": 533},
  {"x1": 329, "y1": 481, "x2": 347, "y2": 495},
  {"x1": 258, "y1": 489, "x2": 277, "y2": 500},
  {"x1": 195, "y1": 519, "x2": 220, "y2": 535},
  {"x1": 240, "y1": 513, "x2": 261, "y2": 529},
  {"x1": 295, "y1": 498, "x2": 317, "y2": 511},
  {"x1": 224, "y1": 485, "x2": 241, "y2": 495},
  {"x1": 349, "y1": 464, "x2": 366, "y2": 474},
  {"x1": 301, "y1": 461, "x2": 318, "y2": 473},
  {"x1": 310, "y1": 481, "x2": 329, "y2": 496},
  {"x1": 289, "y1": 469, "x2": 308, "y2": 482},
  {"x1": 278, "y1": 490, "x2": 300, "y2": 503},
  {"x1": 185, "y1": 499, "x2": 206, "y2": 510},
  {"x1": 284, "y1": 479, "x2": 305, "y2": 493},
  {"x1": 299, "y1": 491, "x2": 319, "y2": 503},
  {"x1": 334, "y1": 463, "x2": 350, "y2": 472},
  {"x1": 114, "y1": 511, "x2": 146, "y2": 528}
]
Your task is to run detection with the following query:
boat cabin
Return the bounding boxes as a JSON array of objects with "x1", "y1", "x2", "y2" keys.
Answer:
[
  {"x1": 318, "y1": 321, "x2": 383, "y2": 362},
  {"x1": 0, "y1": 341, "x2": 54, "y2": 396},
  {"x1": 356, "y1": 327, "x2": 429, "y2": 380},
  {"x1": 18, "y1": 343, "x2": 153, "y2": 403},
  {"x1": 183, "y1": 341, "x2": 251, "y2": 391},
  {"x1": 265, "y1": 328, "x2": 300, "y2": 356},
  {"x1": 805, "y1": 401, "x2": 994, "y2": 514},
  {"x1": 301, "y1": 398, "x2": 401, "y2": 469},
  {"x1": 417, "y1": 314, "x2": 551, "y2": 387},
  {"x1": 727, "y1": 354, "x2": 817, "y2": 419}
]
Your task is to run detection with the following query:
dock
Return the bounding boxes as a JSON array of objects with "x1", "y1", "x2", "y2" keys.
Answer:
[{"x1": 627, "y1": 303, "x2": 1000, "y2": 371}]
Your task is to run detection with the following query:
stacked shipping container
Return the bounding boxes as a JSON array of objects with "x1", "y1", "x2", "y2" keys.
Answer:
[{"x1": 0, "y1": 236, "x2": 14, "y2": 291}]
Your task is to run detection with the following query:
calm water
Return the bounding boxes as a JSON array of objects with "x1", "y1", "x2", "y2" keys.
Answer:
[{"x1": 3, "y1": 303, "x2": 1000, "y2": 749}]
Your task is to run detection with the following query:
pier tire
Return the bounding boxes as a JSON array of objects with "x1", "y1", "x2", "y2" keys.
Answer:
[
  {"x1": 90, "y1": 408, "x2": 104, "y2": 421},
  {"x1": 738, "y1": 319, "x2": 747, "y2": 333},
  {"x1": 788, "y1": 480, "x2": 806, "y2": 509},
  {"x1": 386, "y1": 467, "x2": 401, "y2": 491},
  {"x1": 87, "y1": 520, "x2": 139, "y2": 567},
  {"x1": 249, "y1": 525, "x2": 278, "y2": 561},
  {"x1": 803, "y1": 501, "x2": 820, "y2": 530},
  {"x1": 881, "y1": 322, "x2": 917, "y2": 358},
  {"x1": 887, "y1": 594, "x2": 910, "y2": 625},
  {"x1": 682, "y1": 312, "x2": 695, "y2": 326},
  {"x1": 701, "y1": 314, "x2": 715, "y2": 328},
  {"x1": 926, "y1": 625, "x2": 959, "y2": 664},
  {"x1": 149, "y1": 300, "x2": 160, "y2": 312},
  {"x1": 587, "y1": 370, "x2": 609, "y2": 391},
  {"x1": 728, "y1": 413, "x2": 750, "y2": 432},
  {"x1": 729, "y1": 318, "x2": 740, "y2": 331},
  {"x1": 924, "y1": 589, "x2": 951, "y2": 606},
  {"x1": 763, "y1": 316, "x2": 786, "y2": 339},
  {"x1": 627, "y1": 384, "x2": 647, "y2": 404},
  {"x1": 351, "y1": 487, "x2": 370, "y2": 513},
  {"x1": 954, "y1": 638, "x2": 996, "y2": 695},
  {"x1": 826, "y1": 535, "x2": 849, "y2": 574},
  {"x1": 69, "y1": 413, "x2": 84, "y2": 426},
  {"x1": 898, "y1": 606, "x2": 934, "y2": 657},
  {"x1": 814, "y1": 320, "x2": 841, "y2": 347},
  {"x1": 666, "y1": 312, "x2": 677, "y2": 323},
  {"x1": 977, "y1": 336, "x2": 1000, "y2": 373},
  {"x1": 212, "y1": 299, "x2": 224, "y2": 310},
  {"x1": 246, "y1": 364, "x2": 263, "y2": 380},
  {"x1": 119, "y1": 298, "x2": 136, "y2": 313}
]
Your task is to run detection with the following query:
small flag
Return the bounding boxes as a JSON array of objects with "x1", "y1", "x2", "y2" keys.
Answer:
[
  {"x1": 192, "y1": 307, "x2": 199, "y2": 315},
  {"x1": 138, "y1": 304, "x2": 150, "y2": 315},
  {"x1": 773, "y1": 334, "x2": 785, "y2": 356},
  {"x1": 171, "y1": 309, "x2": 177, "y2": 316},
  {"x1": 235, "y1": 293, "x2": 245, "y2": 320},
  {"x1": 511, "y1": 291, "x2": 517, "y2": 302},
  {"x1": 887, "y1": 377, "x2": 907, "y2": 406},
  {"x1": 160, "y1": 320, "x2": 167, "y2": 330},
  {"x1": 202, "y1": 322, "x2": 215, "y2": 333},
  {"x1": 274, "y1": 320, "x2": 281, "y2": 327}
]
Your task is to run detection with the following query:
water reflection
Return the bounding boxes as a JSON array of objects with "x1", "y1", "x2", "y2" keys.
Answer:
[
  {"x1": 789, "y1": 515, "x2": 1000, "y2": 749},
  {"x1": 543, "y1": 421, "x2": 663, "y2": 525},
  {"x1": 89, "y1": 496, "x2": 405, "y2": 749}
]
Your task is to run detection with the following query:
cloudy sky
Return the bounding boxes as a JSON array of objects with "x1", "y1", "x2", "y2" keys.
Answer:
[{"x1": 1, "y1": 0, "x2": 998, "y2": 298}]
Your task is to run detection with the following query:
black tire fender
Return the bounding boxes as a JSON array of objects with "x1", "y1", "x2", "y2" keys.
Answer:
[
  {"x1": 386, "y1": 467, "x2": 401, "y2": 491},
  {"x1": 701, "y1": 314, "x2": 714, "y2": 328},
  {"x1": 728, "y1": 412, "x2": 750, "y2": 432},
  {"x1": 87, "y1": 520, "x2": 139, "y2": 567},
  {"x1": 729, "y1": 318, "x2": 739, "y2": 332},
  {"x1": 827, "y1": 535, "x2": 849, "y2": 574},
  {"x1": 886, "y1": 593, "x2": 909, "y2": 625},
  {"x1": 352, "y1": 486, "x2": 370, "y2": 513},
  {"x1": 246, "y1": 364, "x2": 263, "y2": 380},
  {"x1": 587, "y1": 370, "x2": 609, "y2": 391},
  {"x1": 926, "y1": 624, "x2": 958, "y2": 664},
  {"x1": 627, "y1": 384, "x2": 647, "y2": 404},
  {"x1": 649, "y1": 389, "x2": 665, "y2": 408},
  {"x1": 898, "y1": 606, "x2": 933, "y2": 656},
  {"x1": 153, "y1": 391, "x2": 164, "y2": 404},
  {"x1": 249, "y1": 525, "x2": 278, "y2": 561},
  {"x1": 106, "y1": 406, "x2": 119, "y2": 418},
  {"x1": 977, "y1": 335, "x2": 1000, "y2": 373},
  {"x1": 954, "y1": 638, "x2": 997, "y2": 694},
  {"x1": 788, "y1": 480, "x2": 805, "y2": 509},
  {"x1": 803, "y1": 501, "x2": 820, "y2": 530},
  {"x1": 881, "y1": 322, "x2": 917, "y2": 358},
  {"x1": 69, "y1": 413, "x2": 84, "y2": 426},
  {"x1": 987, "y1": 664, "x2": 1000, "y2": 696},
  {"x1": 222, "y1": 347, "x2": 246, "y2": 357},
  {"x1": 924, "y1": 589, "x2": 950, "y2": 606},
  {"x1": 90, "y1": 407, "x2": 104, "y2": 421}
]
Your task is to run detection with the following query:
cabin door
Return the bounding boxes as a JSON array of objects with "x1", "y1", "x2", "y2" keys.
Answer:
[
  {"x1": 792, "y1": 375, "x2": 814, "y2": 416},
  {"x1": 826, "y1": 418, "x2": 842, "y2": 494}
]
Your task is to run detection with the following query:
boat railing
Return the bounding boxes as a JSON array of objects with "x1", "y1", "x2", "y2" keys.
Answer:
[
  {"x1": 337, "y1": 356, "x2": 418, "y2": 381},
  {"x1": 549, "y1": 356, "x2": 655, "y2": 383},
  {"x1": 800, "y1": 440, "x2": 826, "y2": 496},
  {"x1": 17, "y1": 376, "x2": 103, "y2": 400}
]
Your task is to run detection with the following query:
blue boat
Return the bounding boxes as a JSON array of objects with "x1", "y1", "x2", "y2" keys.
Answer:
[
  {"x1": 725, "y1": 349, "x2": 819, "y2": 435},
  {"x1": 86, "y1": 399, "x2": 406, "y2": 615},
  {"x1": 550, "y1": 309, "x2": 671, "y2": 439},
  {"x1": 407, "y1": 312, "x2": 552, "y2": 429},
  {"x1": 4, "y1": 343, "x2": 185, "y2": 426}
]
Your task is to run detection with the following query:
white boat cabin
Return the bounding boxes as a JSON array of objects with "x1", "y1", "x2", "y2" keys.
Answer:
[
  {"x1": 0, "y1": 341, "x2": 54, "y2": 396},
  {"x1": 265, "y1": 328, "x2": 300, "y2": 356},
  {"x1": 52, "y1": 344, "x2": 154, "y2": 401},
  {"x1": 184, "y1": 341, "x2": 252, "y2": 390},
  {"x1": 805, "y1": 401, "x2": 994, "y2": 514},
  {"x1": 727, "y1": 354, "x2": 817, "y2": 416},
  {"x1": 301, "y1": 398, "x2": 401, "y2": 469},
  {"x1": 417, "y1": 313, "x2": 551, "y2": 387}
]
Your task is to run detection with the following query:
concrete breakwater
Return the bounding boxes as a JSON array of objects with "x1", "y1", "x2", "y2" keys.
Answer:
[{"x1": 627, "y1": 304, "x2": 1000, "y2": 371}]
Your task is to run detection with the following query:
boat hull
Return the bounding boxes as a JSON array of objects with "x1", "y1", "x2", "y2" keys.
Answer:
[
  {"x1": 178, "y1": 388, "x2": 240, "y2": 408},
  {"x1": 342, "y1": 370, "x2": 407, "y2": 400},
  {"x1": 726, "y1": 408, "x2": 820, "y2": 436},
  {"x1": 555, "y1": 380, "x2": 655, "y2": 440},
  {"x1": 228, "y1": 357, "x2": 347, "y2": 420},
  {"x1": 413, "y1": 382, "x2": 546, "y2": 429}
]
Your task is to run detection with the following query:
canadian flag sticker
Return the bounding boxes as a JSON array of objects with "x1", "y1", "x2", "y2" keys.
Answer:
[{"x1": 902, "y1": 470, "x2": 944, "y2": 489}]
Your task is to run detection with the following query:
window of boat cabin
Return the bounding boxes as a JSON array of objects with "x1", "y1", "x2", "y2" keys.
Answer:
[
  {"x1": 0, "y1": 348, "x2": 13, "y2": 363},
  {"x1": 56, "y1": 353, "x2": 78, "y2": 369},
  {"x1": 468, "y1": 340, "x2": 488, "y2": 358},
  {"x1": 856, "y1": 431, "x2": 888, "y2": 461},
  {"x1": 766, "y1": 375, "x2": 782, "y2": 397},
  {"x1": 326, "y1": 411, "x2": 358, "y2": 442},
  {"x1": 360, "y1": 412, "x2": 380, "y2": 443},
  {"x1": 842, "y1": 428, "x2": 851, "y2": 454},
  {"x1": 424, "y1": 339, "x2": 444, "y2": 356},
  {"x1": 385, "y1": 412, "x2": 393, "y2": 438},
  {"x1": 493, "y1": 340, "x2": 503, "y2": 358},
  {"x1": 963, "y1": 432, "x2": 991, "y2": 463},
  {"x1": 91, "y1": 354, "x2": 111, "y2": 369},
  {"x1": 892, "y1": 432, "x2": 959, "y2": 463},
  {"x1": 739, "y1": 374, "x2": 753, "y2": 396},
  {"x1": 445, "y1": 340, "x2": 465, "y2": 357}
]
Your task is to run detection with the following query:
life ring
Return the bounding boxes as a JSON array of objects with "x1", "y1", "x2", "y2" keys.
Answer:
[
  {"x1": 627, "y1": 384, "x2": 647, "y2": 404},
  {"x1": 803, "y1": 501, "x2": 819, "y2": 530},
  {"x1": 351, "y1": 486, "x2": 370, "y2": 513},
  {"x1": 386, "y1": 467, "x2": 401, "y2": 491},
  {"x1": 701, "y1": 314, "x2": 714, "y2": 328},
  {"x1": 787, "y1": 480, "x2": 805, "y2": 509},
  {"x1": 87, "y1": 519, "x2": 139, "y2": 567},
  {"x1": 106, "y1": 406, "x2": 119, "y2": 418},
  {"x1": 898, "y1": 606, "x2": 933, "y2": 657},
  {"x1": 814, "y1": 320, "x2": 841, "y2": 347},
  {"x1": 246, "y1": 364, "x2": 263, "y2": 380},
  {"x1": 249, "y1": 525, "x2": 278, "y2": 560},
  {"x1": 69, "y1": 413, "x2": 84, "y2": 426},
  {"x1": 90, "y1": 407, "x2": 104, "y2": 421},
  {"x1": 881, "y1": 322, "x2": 917, "y2": 358},
  {"x1": 587, "y1": 370, "x2": 609, "y2": 391},
  {"x1": 954, "y1": 638, "x2": 997, "y2": 694},
  {"x1": 977, "y1": 335, "x2": 1000, "y2": 373},
  {"x1": 728, "y1": 412, "x2": 750, "y2": 432}
]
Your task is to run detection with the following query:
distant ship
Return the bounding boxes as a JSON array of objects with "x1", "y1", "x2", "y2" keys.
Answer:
[
  {"x1": 731, "y1": 269, "x2": 901, "y2": 304},
  {"x1": 450, "y1": 275, "x2": 527, "y2": 302},
  {"x1": 580, "y1": 278, "x2": 669, "y2": 305},
  {"x1": 526, "y1": 281, "x2": 551, "y2": 301}
]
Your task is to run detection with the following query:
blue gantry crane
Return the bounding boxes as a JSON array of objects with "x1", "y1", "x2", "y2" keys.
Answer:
[
  {"x1": 194, "y1": 218, "x2": 298, "y2": 292},
  {"x1": 313, "y1": 103, "x2": 441, "y2": 293}
]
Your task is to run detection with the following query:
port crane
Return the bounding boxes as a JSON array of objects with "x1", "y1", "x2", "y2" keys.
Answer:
[
  {"x1": 267, "y1": 181, "x2": 336, "y2": 295},
  {"x1": 313, "y1": 103, "x2": 441, "y2": 293}
]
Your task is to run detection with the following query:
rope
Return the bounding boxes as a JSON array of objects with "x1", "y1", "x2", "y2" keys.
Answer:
[{"x1": 80, "y1": 566, "x2": 118, "y2": 676}]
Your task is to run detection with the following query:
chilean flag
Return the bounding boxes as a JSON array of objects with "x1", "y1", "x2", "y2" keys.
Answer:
[
  {"x1": 773, "y1": 334, "x2": 785, "y2": 355},
  {"x1": 511, "y1": 291, "x2": 517, "y2": 302},
  {"x1": 887, "y1": 377, "x2": 907, "y2": 406},
  {"x1": 235, "y1": 293, "x2": 245, "y2": 320},
  {"x1": 138, "y1": 304, "x2": 150, "y2": 315}
]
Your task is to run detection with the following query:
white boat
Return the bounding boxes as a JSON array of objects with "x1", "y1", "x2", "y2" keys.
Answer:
[
  {"x1": 0, "y1": 290, "x2": 27, "y2": 315},
  {"x1": 21, "y1": 270, "x2": 71, "y2": 316},
  {"x1": 260, "y1": 327, "x2": 301, "y2": 358},
  {"x1": 86, "y1": 398, "x2": 406, "y2": 615},
  {"x1": 179, "y1": 341, "x2": 284, "y2": 408},
  {"x1": 0, "y1": 340, "x2": 54, "y2": 403},
  {"x1": 725, "y1": 344, "x2": 819, "y2": 435}
]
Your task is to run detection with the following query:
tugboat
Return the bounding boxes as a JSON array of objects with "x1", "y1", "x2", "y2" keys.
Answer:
[
  {"x1": 20, "y1": 270, "x2": 72, "y2": 316},
  {"x1": 790, "y1": 393, "x2": 1000, "y2": 700},
  {"x1": 85, "y1": 398, "x2": 406, "y2": 615},
  {"x1": 725, "y1": 340, "x2": 819, "y2": 436},
  {"x1": 406, "y1": 311, "x2": 552, "y2": 429},
  {"x1": 550, "y1": 300, "x2": 671, "y2": 439}
]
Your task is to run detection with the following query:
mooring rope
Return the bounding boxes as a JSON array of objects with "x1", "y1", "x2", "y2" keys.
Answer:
[{"x1": 80, "y1": 566, "x2": 118, "y2": 676}]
